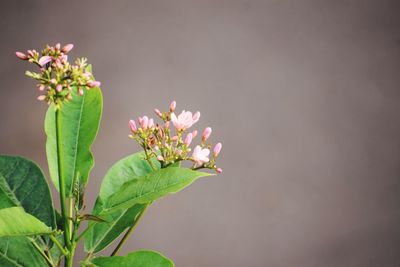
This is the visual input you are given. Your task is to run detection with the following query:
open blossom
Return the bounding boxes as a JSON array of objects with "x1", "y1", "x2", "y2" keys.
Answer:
[
  {"x1": 192, "y1": 145, "x2": 210, "y2": 165},
  {"x1": 171, "y1": 110, "x2": 200, "y2": 131}
]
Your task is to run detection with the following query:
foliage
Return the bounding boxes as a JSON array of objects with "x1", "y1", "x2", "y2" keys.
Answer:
[{"x1": 0, "y1": 43, "x2": 223, "y2": 266}]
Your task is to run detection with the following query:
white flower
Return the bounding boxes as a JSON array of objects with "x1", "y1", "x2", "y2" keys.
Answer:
[
  {"x1": 192, "y1": 145, "x2": 210, "y2": 165},
  {"x1": 171, "y1": 110, "x2": 200, "y2": 131}
]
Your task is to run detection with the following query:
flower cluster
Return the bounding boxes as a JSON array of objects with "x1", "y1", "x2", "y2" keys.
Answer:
[
  {"x1": 16, "y1": 43, "x2": 100, "y2": 109},
  {"x1": 129, "y1": 101, "x2": 222, "y2": 173}
]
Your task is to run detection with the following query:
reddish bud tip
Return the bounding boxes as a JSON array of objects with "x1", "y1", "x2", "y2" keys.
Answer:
[
  {"x1": 169, "y1": 100, "x2": 176, "y2": 112},
  {"x1": 15, "y1": 52, "x2": 28, "y2": 60},
  {"x1": 216, "y1": 168, "x2": 223, "y2": 173}
]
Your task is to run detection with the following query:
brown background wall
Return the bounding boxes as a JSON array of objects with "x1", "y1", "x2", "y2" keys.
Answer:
[{"x1": 1, "y1": 1, "x2": 400, "y2": 266}]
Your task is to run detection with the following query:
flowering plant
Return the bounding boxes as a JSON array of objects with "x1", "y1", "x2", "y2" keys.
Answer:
[{"x1": 0, "y1": 43, "x2": 222, "y2": 267}]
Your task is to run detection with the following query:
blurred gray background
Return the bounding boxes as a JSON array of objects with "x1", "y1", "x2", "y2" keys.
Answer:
[{"x1": 1, "y1": 0, "x2": 400, "y2": 266}]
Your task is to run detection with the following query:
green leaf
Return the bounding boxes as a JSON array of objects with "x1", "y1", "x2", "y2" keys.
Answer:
[
  {"x1": 0, "y1": 237, "x2": 49, "y2": 267},
  {"x1": 84, "y1": 153, "x2": 157, "y2": 253},
  {"x1": 0, "y1": 207, "x2": 52, "y2": 237},
  {"x1": 90, "y1": 250, "x2": 174, "y2": 267},
  {"x1": 104, "y1": 167, "x2": 211, "y2": 211},
  {"x1": 0, "y1": 155, "x2": 56, "y2": 228},
  {"x1": 45, "y1": 85, "x2": 103, "y2": 196}
]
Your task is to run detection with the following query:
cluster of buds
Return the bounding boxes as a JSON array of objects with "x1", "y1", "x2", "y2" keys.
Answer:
[
  {"x1": 16, "y1": 43, "x2": 101, "y2": 109},
  {"x1": 129, "y1": 101, "x2": 222, "y2": 173}
]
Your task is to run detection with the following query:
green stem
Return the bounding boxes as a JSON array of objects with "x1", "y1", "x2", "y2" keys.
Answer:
[
  {"x1": 111, "y1": 204, "x2": 149, "y2": 256},
  {"x1": 31, "y1": 239, "x2": 54, "y2": 267},
  {"x1": 55, "y1": 109, "x2": 72, "y2": 266},
  {"x1": 69, "y1": 198, "x2": 73, "y2": 240},
  {"x1": 143, "y1": 147, "x2": 156, "y2": 170},
  {"x1": 49, "y1": 235, "x2": 69, "y2": 256}
]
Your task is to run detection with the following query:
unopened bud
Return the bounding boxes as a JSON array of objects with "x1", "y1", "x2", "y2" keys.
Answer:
[
  {"x1": 129, "y1": 120, "x2": 137, "y2": 133},
  {"x1": 184, "y1": 133, "x2": 193, "y2": 146},
  {"x1": 216, "y1": 168, "x2": 223, "y2": 173},
  {"x1": 169, "y1": 100, "x2": 176, "y2": 112},
  {"x1": 37, "y1": 84, "x2": 45, "y2": 91},
  {"x1": 87, "y1": 80, "x2": 101, "y2": 88},
  {"x1": 37, "y1": 95, "x2": 46, "y2": 101},
  {"x1": 141, "y1": 116, "x2": 149, "y2": 129},
  {"x1": 154, "y1": 108, "x2": 163, "y2": 117},
  {"x1": 61, "y1": 43, "x2": 74, "y2": 53},
  {"x1": 38, "y1": 56, "x2": 52, "y2": 67},
  {"x1": 78, "y1": 88, "x2": 84, "y2": 96},
  {"x1": 171, "y1": 135, "x2": 178, "y2": 142},
  {"x1": 157, "y1": 155, "x2": 164, "y2": 161},
  {"x1": 164, "y1": 121, "x2": 170, "y2": 129},
  {"x1": 213, "y1": 142, "x2": 222, "y2": 156},
  {"x1": 56, "y1": 84, "x2": 63, "y2": 92},
  {"x1": 55, "y1": 43, "x2": 61, "y2": 50},
  {"x1": 191, "y1": 130, "x2": 198, "y2": 138},
  {"x1": 202, "y1": 127, "x2": 212, "y2": 141},
  {"x1": 15, "y1": 52, "x2": 28, "y2": 60},
  {"x1": 148, "y1": 118, "x2": 154, "y2": 128}
]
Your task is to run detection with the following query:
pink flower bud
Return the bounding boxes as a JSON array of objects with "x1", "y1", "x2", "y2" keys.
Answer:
[
  {"x1": 87, "y1": 80, "x2": 101, "y2": 88},
  {"x1": 55, "y1": 43, "x2": 61, "y2": 50},
  {"x1": 15, "y1": 51, "x2": 28, "y2": 60},
  {"x1": 191, "y1": 130, "x2": 198, "y2": 138},
  {"x1": 141, "y1": 116, "x2": 149, "y2": 129},
  {"x1": 138, "y1": 117, "x2": 143, "y2": 125},
  {"x1": 157, "y1": 155, "x2": 164, "y2": 161},
  {"x1": 37, "y1": 84, "x2": 45, "y2": 91},
  {"x1": 37, "y1": 95, "x2": 46, "y2": 101},
  {"x1": 164, "y1": 121, "x2": 170, "y2": 129},
  {"x1": 61, "y1": 43, "x2": 74, "y2": 53},
  {"x1": 148, "y1": 118, "x2": 154, "y2": 128},
  {"x1": 202, "y1": 127, "x2": 212, "y2": 141},
  {"x1": 213, "y1": 142, "x2": 222, "y2": 156},
  {"x1": 50, "y1": 79, "x2": 57, "y2": 84},
  {"x1": 216, "y1": 168, "x2": 223, "y2": 173},
  {"x1": 184, "y1": 133, "x2": 193, "y2": 146},
  {"x1": 169, "y1": 100, "x2": 176, "y2": 112},
  {"x1": 171, "y1": 135, "x2": 178, "y2": 142},
  {"x1": 38, "y1": 56, "x2": 52, "y2": 67},
  {"x1": 27, "y1": 50, "x2": 34, "y2": 57},
  {"x1": 129, "y1": 120, "x2": 137, "y2": 133},
  {"x1": 56, "y1": 84, "x2": 63, "y2": 92},
  {"x1": 78, "y1": 88, "x2": 84, "y2": 96},
  {"x1": 154, "y1": 108, "x2": 163, "y2": 117},
  {"x1": 193, "y1": 111, "x2": 201, "y2": 123}
]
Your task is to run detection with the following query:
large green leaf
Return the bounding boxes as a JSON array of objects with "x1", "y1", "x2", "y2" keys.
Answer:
[
  {"x1": 84, "y1": 153, "x2": 157, "y2": 253},
  {"x1": 0, "y1": 207, "x2": 52, "y2": 237},
  {"x1": 45, "y1": 85, "x2": 102, "y2": 196},
  {"x1": 0, "y1": 237, "x2": 48, "y2": 267},
  {"x1": 104, "y1": 167, "x2": 211, "y2": 212},
  {"x1": 0, "y1": 155, "x2": 55, "y2": 228},
  {"x1": 90, "y1": 250, "x2": 174, "y2": 267}
]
